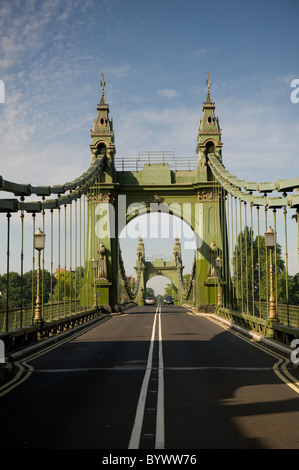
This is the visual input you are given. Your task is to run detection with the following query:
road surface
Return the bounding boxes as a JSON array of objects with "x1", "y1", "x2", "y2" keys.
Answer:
[{"x1": 0, "y1": 305, "x2": 299, "y2": 450}]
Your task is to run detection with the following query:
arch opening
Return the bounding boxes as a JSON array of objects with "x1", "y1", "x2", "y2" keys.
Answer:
[
  {"x1": 146, "y1": 275, "x2": 172, "y2": 299},
  {"x1": 119, "y1": 212, "x2": 197, "y2": 304},
  {"x1": 205, "y1": 140, "x2": 215, "y2": 155},
  {"x1": 119, "y1": 212, "x2": 196, "y2": 273}
]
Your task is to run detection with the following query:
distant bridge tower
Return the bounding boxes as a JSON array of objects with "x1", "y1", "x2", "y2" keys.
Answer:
[{"x1": 133, "y1": 237, "x2": 185, "y2": 306}]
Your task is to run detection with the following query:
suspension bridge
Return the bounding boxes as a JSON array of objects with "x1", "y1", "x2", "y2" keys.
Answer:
[
  {"x1": 1, "y1": 72, "x2": 298, "y2": 354},
  {"x1": 1, "y1": 74, "x2": 299, "y2": 449}
]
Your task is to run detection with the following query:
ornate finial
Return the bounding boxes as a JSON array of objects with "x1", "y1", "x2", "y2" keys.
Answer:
[
  {"x1": 99, "y1": 73, "x2": 107, "y2": 105},
  {"x1": 205, "y1": 72, "x2": 213, "y2": 104},
  {"x1": 206, "y1": 72, "x2": 211, "y2": 93},
  {"x1": 101, "y1": 73, "x2": 106, "y2": 94}
]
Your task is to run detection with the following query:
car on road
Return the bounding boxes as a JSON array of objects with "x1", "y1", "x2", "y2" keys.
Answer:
[
  {"x1": 145, "y1": 297, "x2": 156, "y2": 305},
  {"x1": 163, "y1": 295, "x2": 174, "y2": 305}
]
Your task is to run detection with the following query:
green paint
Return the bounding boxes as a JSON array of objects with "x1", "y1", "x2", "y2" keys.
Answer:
[{"x1": 81, "y1": 74, "x2": 228, "y2": 313}]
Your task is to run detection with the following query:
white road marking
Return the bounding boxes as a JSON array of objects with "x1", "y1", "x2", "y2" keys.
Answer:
[
  {"x1": 128, "y1": 305, "x2": 165, "y2": 449},
  {"x1": 155, "y1": 304, "x2": 165, "y2": 449}
]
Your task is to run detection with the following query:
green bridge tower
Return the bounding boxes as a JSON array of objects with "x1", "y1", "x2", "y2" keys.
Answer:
[{"x1": 81, "y1": 73, "x2": 228, "y2": 312}]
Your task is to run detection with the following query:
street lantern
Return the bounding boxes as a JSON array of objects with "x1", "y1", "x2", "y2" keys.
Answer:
[
  {"x1": 264, "y1": 226, "x2": 275, "y2": 249},
  {"x1": 264, "y1": 226, "x2": 276, "y2": 320},
  {"x1": 91, "y1": 258, "x2": 98, "y2": 271},
  {"x1": 215, "y1": 256, "x2": 222, "y2": 269},
  {"x1": 91, "y1": 258, "x2": 98, "y2": 309},
  {"x1": 34, "y1": 227, "x2": 46, "y2": 251},
  {"x1": 34, "y1": 228, "x2": 46, "y2": 323}
]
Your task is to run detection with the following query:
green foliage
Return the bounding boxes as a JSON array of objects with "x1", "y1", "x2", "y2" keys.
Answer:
[
  {"x1": 164, "y1": 283, "x2": 175, "y2": 297},
  {"x1": 52, "y1": 267, "x2": 84, "y2": 301},
  {"x1": 0, "y1": 270, "x2": 55, "y2": 309},
  {"x1": 289, "y1": 273, "x2": 299, "y2": 305},
  {"x1": 164, "y1": 274, "x2": 191, "y2": 300},
  {"x1": 146, "y1": 287, "x2": 155, "y2": 298},
  {"x1": 232, "y1": 226, "x2": 299, "y2": 305},
  {"x1": 0, "y1": 266, "x2": 84, "y2": 310}
]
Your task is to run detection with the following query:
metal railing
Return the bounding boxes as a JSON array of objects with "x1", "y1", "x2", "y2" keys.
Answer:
[
  {"x1": 145, "y1": 256, "x2": 174, "y2": 262},
  {"x1": 115, "y1": 152, "x2": 197, "y2": 172},
  {"x1": 0, "y1": 300, "x2": 85, "y2": 332},
  {"x1": 234, "y1": 300, "x2": 299, "y2": 328}
]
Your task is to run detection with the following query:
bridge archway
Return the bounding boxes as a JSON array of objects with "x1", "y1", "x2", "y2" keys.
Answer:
[
  {"x1": 118, "y1": 211, "x2": 196, "y2": 305},
  {"x1": 146, "y1": 275, "x2": 172, "y2": 298},
  {"x1": 81, "y1": 75, "x2": 228, "y2": 312}
]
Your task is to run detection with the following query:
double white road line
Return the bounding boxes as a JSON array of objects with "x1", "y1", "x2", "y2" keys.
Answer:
[{"x1": 128, "y1": 304, "x2": 164, "y2": 449}]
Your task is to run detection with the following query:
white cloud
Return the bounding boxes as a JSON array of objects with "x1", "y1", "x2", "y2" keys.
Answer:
[
  {"x1": 157, "y1": 89, "x2": 179, "y2": 99},
  {"x1": 104, "y1": 65, "x2": 133, "y2": 80},
  {"x1": 192, "y1": 46, "x2": 220, "y2": 58},
  {"x1": 114, "y1": 105, "x2": 198, "y2": 159}
]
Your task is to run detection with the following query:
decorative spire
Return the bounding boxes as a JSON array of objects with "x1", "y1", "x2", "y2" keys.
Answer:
[
  {"x1": 173, "y1": 237, "x2": 182, "y2": 260},
  {"x1": 100, "y1": 73, "x2": 107, "y2": 105},
  {"x1": 137, "y1": 237, "x2": 145, "y2": 259},
  {"x1": 90, "y1": 73, "x2": 115, "y2": 164},
  {"x1": 196, "y1": 72, "x2": 223, "y2": 164},
  {"x1": 205, "y1": 72, "x2": 213, "y2": 104}
]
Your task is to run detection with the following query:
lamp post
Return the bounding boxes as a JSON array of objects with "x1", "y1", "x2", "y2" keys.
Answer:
[
  {"x1": 216, "y1": 256, "x2": 222, "y2": 307},
  {"x1": 264, "y1": 226, "x2": 276, "y2": 320},
  {"x1": 91, "y1": 258, "x2": 98, "y2": 309},
  {"x1": 34, "y1": 228, "x2": 46, "y2": 323}
]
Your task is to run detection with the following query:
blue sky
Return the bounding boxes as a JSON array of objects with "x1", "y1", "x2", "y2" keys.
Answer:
[{"x1": 0, "y1": 0, "x2": 299, "y2": 293}]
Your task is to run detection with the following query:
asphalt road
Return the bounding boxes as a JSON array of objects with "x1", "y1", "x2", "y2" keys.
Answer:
[{"x1": 1, "y1": 305, "x2": 299, "y2": 450}]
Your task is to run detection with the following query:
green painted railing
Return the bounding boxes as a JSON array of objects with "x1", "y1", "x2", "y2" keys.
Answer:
[
  {"x1": 0, "y1": 300, "x2": 87, "y2": 332},
  {"x1": 234, "y1": 300, "x2": 299, "y2": 328}
]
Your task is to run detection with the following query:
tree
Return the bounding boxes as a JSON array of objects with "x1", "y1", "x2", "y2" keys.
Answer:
[
  {"x1": 52, "y1": 267, "x2": 84, "y2": 301},
  {"x1": 232, "y1": 226, "x2": 285, "y2": 303},
  {"x1": 23, "y1": 269, "x2": 56, "y2": 306},
  {"x1": 253, "y1": 234, "x2": 284, "y2": 301},
  {"x1": 289, "y1": 273, "x2": 299, "y2": 305},
  {"x1": 146, "y1": 287, "x2": 155, "y2": 298},
  {"x1": 0, "y1": 272, "x2": 21, "y2": 309},
  {"x1": 164, "y1": 283, "x2": 175, "y2": 297},
  {"x1": 0, "y1": 269, "x2": 56, "y2": 310}
]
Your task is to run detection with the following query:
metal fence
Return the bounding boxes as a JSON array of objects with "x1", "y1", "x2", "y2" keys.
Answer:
[
  {"x1": 115, "y1": 152, "x2": 198, "y2": 172},
  {"x1": 235, "y1": 300, "x2": 299, "y2": 328},
  {"x1": 0, "y1": 299, "x2": 85, "y2": 332}
]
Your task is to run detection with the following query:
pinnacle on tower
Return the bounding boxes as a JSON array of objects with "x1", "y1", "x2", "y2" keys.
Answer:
[
  {"x1": 100, "y1": 73, "x2": 107, "y2": 106},
  {"x1": 173, "y1": 237, "x2": 182, "y2": 260},
  {"x1": 90, "y1": 73, "x2": 116, "y2": 166},
  {"x1": 205, "y1": 72, "x2": 213, "y2": 104},
  {"x1": 137, "y1": 237, "x2": 145, "y2": 259},
  {"x1": 196, "y1": 72, "x2": 223, "y2": 165}
]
